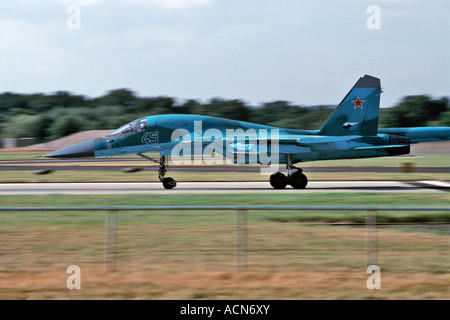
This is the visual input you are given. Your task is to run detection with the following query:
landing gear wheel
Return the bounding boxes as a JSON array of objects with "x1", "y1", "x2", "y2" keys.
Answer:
[
  {"x1": 137, "y1": 154, "x2": 178, "y2": 190},
  {"x1": 270, "y1": 172, "x2": 288, "y2": 189},
  {"x1": 288, "y1": 171, "x2": 308, "y2": 189},
  {"x1": 162, "y1": 177, "x2": 177, "y2": 189}
]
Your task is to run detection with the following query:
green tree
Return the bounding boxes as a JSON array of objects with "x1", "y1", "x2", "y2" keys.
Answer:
[
  {"x1": 95, "y1": 89, "x2": 137, "y2": 112},
  {"x1": 0, "y1": 115, "x2": 42, "y2": 139},
  {"x1": 0, "y1": 93, "x2": 29, "y2": 112},
  {"x1": 179, "y1": 99, "x2": 201, "y2": 115},
  {"x1": 135, "y1": 97, "x2": 175, "y2": 115},
  {"x1": 437, "y1": 110, "x2": 450, "y2": 126},
  {"x1": 29, "y1": 115, "x2": 52, "y2": 142},
  {"x1": 200, "y1": 98, "x2": 249, "y2": 121},
  {"x1": 47, "y1": 115, "x2": 81, "y2": 140},
  {"x1": 251, "y1": 101, "x2": 307, "y2": 128},
  {"x1": 384, "y1": 95, "x2": 448, "y2": 127}
]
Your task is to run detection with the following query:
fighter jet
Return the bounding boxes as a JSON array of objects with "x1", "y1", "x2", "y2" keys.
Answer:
[{"x1": 45, "y1": 75, "x2": 450, "y2": 189}]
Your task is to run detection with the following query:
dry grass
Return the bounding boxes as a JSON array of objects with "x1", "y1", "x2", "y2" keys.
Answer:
[
  {"x1": 0, "y1": 217, "x2": 448, "y2": 299},
  {"x1": 2, "y1": 266, "x2": 448, "y2": 300}
]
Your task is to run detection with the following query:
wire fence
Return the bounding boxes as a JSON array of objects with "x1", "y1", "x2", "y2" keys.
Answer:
[{"x1": 1, "y1": 206, "x2": 448, "y2": 272}]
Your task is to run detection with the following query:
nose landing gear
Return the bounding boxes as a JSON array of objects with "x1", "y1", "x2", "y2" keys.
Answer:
[
  {"x1": 158, "y1": 157, "x2": 177, "y2": 189},
  {"x1": 138, "y1": 154, "x2": 177, "y2": 189}
]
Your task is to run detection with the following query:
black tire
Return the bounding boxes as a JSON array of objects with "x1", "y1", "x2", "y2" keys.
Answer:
[
  {"x1": 162, "y1": 177, "x2": 177, "y2": 189},
  {"x1": 288, "y1": 171, "x2": 308, "y2": 189},
  {"x1": 269, "y1": 172, "x2": 288, "y2": 189}
]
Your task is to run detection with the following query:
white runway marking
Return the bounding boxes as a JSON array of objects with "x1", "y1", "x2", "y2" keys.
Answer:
[
  {"x1": 416, "y1": 180, "x2": 450, "y2": 188},
  {"x1": 0, "y1": 181, "x2": 448, "y2": 195}
]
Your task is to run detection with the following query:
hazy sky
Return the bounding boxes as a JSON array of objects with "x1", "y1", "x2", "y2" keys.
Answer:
[{"x1": 0, "y1": 0, "x2": 448, "y2": 107}]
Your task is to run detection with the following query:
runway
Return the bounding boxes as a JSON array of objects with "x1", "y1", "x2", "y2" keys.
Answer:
[
  {"x1": 1, "y1": 158, "x2": 449, "y2": 173},
  {"x1": 0, "y1": 180, "x2": 448, "y2": 195}
]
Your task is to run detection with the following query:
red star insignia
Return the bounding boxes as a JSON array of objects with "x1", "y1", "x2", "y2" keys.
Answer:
[{"x1": 352, "y1": 96, "x2": 365, "y2": 109}]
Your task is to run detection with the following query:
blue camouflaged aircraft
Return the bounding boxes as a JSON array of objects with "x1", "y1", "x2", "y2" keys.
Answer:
[{"x1": 45, "y1": 75, "x2": 450, "y2": 189}]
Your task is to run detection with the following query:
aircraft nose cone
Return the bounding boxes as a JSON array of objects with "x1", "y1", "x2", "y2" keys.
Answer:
[{"x1": 44, "y1": 139, "x2": 95, "y2": 158}]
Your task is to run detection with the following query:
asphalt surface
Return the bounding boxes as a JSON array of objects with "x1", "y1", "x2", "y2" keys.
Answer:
[
  {"x1": 1, "y1": 158, "x2": 449, "y2": 173},
  {"x1": 0, "y1": 181, "x2": 448, "y2": 195},
  {"x1": 1, "y1": 166, "x2": 448, "y2": 172}
]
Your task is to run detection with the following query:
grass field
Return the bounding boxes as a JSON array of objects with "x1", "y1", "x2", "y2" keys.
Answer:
[{"x1": 0, "y1": 193, "x2": 448, "y2": 299}]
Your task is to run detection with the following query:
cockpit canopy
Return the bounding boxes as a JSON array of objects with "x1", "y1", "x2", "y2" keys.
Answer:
[{"x1": 104, "y1": 117, "x2": 148, "y2": 137}]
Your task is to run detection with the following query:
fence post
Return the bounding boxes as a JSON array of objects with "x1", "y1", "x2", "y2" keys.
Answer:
[
  {"x1": 366, "y1": 209, "x2": 378, "y2": 267},
  {"x1": 105, "y1": 210, "x2": 118, "y2": 272},
  {"x1": 235, "y1": 209, "x2": 247, "y2": 270}
]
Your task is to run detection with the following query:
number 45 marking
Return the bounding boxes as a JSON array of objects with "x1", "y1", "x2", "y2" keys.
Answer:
[{"x1": 142, "y1": 131, "x2": 159, "y2": 144}]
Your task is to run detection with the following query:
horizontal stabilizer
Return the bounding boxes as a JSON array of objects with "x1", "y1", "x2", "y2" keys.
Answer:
[
  {"x1": 355, "y1": 144, "x2": 410, "y2": 156},
  {"x1": 355, "y1": 144, "x2": 409, "y2": 150},
  {"x1": 378, "y1": 127, "x2": 450, "y2": 143}
]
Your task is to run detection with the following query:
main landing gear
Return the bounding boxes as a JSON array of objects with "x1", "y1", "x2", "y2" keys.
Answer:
[
  {"x1": 269, "y1": 155, "x2": 308, "y2": 189},
  {"x1": 138, "y1": 154, "x2": 177, "y2": 189}
]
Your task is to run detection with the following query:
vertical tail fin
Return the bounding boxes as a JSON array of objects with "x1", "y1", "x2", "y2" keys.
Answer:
[{"x1": 319, "y1": 75, "x2": 381, "y2": 136}]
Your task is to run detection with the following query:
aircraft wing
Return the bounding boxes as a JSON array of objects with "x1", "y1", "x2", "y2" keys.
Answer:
[
  {"x1": 295, "y1": 136, "x2": 357, "y2": 147},
  {"x1": 222, "y1": 134, "x2": 411, "y2": 160},
  {"x1": 223, "y1": 135, "x2": 356, "y2": 156},
  {"x1": 225, "y1": 136, "x2": 309, "y2": 155}
]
